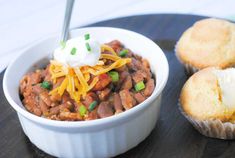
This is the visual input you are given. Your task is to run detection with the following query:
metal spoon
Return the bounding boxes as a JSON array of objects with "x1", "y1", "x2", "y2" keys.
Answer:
[{"x1": 60, "y1": 0, "x2": 75, "y2": 42}]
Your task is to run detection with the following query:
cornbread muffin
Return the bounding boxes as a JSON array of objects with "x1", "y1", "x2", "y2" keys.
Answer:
[
  {"x1": 176, "y1": 18, "x2": 235, "y2": 75},
  {"x1": 180, "y1": 67, "x2": 235, "y2": 139}
]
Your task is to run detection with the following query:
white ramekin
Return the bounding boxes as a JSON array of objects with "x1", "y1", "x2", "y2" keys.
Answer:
[{"x1": 3, "y1": 27, "x2": 169, "y2": 158}]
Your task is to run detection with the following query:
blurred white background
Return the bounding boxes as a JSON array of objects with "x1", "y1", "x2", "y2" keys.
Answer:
[{"x1": 1, "y1": 0, "x2": 235, "y2": 72}]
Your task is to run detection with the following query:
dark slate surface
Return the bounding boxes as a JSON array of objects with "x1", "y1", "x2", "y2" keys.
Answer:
[{"x1": 1, "y1": 14, "x2": 234, "y2": 158}]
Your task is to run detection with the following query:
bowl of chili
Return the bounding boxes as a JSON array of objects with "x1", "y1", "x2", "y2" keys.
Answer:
[{"x1": 3, "y1": 27, "x2": 169, "y2": 157}]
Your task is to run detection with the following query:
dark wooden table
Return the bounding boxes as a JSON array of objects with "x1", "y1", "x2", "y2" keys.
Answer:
[{"x1": 1, "y1": 14, "x2": 234, "y2": 158}]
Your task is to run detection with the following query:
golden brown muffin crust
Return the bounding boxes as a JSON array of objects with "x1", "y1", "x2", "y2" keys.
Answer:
[
  {"x1": 180, "y1": 67, "x2": 235, "y2": 122},
  {"x1": 176, "y1": 18, "x2": 235, "y2": 69}
]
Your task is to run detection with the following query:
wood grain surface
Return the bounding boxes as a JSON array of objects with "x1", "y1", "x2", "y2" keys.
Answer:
[{"x1": 1, "y1": 14, "x2": 234, "y2": 158}]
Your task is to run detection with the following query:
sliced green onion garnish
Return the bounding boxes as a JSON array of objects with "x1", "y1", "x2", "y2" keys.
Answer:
[
  {"x1": 108, "y1": 71, "x2": 119, "y2": 82},
  {"x1": 134, "y1": 81, "x2": 145, "y2": 91},
  {"x1": 84, "y1": 34, "x2": 90, "y2": 40},
  {"x1": 60, "y1": 41, "x2": 66, "y2": 49},
  {"x1": 119, "y1": 49, "x2": 128, "y2": 57},
  {"x1": 89, "y1": 101, "x2": 98, "y2": 111},
  {"x1": 70, "y1": 47, "x2": 77, "y2": 55},
  {"x1": 40, "y1": 81, "x2": 51, "y2": 90},
  {"x1": 86, "y1": 42, "x2": 91, "y2": 52},
  {"x1": 79, "y1": 105, "x2": 87, "y2": 116}
]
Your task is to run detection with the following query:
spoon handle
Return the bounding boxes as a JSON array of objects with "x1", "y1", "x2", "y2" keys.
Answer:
[{"x1": 61, "y1": 0, "x2": 75, "y2": 42}]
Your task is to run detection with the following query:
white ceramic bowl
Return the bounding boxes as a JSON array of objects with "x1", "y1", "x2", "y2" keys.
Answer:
[{"x1": 3, "y1": 27, "x2": 169, "y2": 158}]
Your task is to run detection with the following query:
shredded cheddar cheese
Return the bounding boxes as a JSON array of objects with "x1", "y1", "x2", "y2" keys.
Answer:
[
  {"x1": 101, "y1": 44, "x2": 117, "y2": 55},
  {"x1": 100, "y1": 54, "x2": 121, "y2": 61},
  {"x1": 49, "y1": 44, "x2": 131, "y2": 103}
]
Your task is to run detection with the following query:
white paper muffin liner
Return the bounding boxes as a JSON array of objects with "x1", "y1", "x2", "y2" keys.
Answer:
[
  {"x1": 174, "y1": 46, "x2": 199, "y2": 76},
  {"x1": 182, "y1": 63, "x2": 199, "y2": 76},
  {"x1": 178, "y1": 102, "x2": 235, "y2": 139}
]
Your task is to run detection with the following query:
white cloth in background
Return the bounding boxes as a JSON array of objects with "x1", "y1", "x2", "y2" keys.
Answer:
[{"x1": 1, "y1": 0, "x2": 235, "y2": 72}]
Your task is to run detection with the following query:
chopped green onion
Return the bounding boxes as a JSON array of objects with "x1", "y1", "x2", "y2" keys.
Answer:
[
  {"x1": 60, "y1": 41, "x2": 66, "y2": 49},
  {"x1": 134, "y1": 81, "x2": 145, "y2": 91},
  {"x1": 89, "y1": 101, "x2": 98, "y2": 111},
  {"x1": 119, "y1": 49, "x2": 128, "y2": 57},
  {"x1": 70, "y1": 47, "x2": 77, "y2": 55},
  {"x1": 85, "y1": 42, "x2": 91, "y2": 52},
  {"x1": 108, "y1": 71, "x2": 119, "y2": 82},
  {"x1": 40, "y1": 81, "x2": 51, "y2": 90},
  {"x1": 84, "y1": 34, "x2": 90, "y2": 40},
  {"x1": 79, "y1": 105, "x2": 87, "y2": 116}
]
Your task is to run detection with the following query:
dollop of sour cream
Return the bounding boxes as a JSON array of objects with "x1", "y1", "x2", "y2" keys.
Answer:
[{"x1": 53, "y1": 35, "x2": 101, "y2": 67}]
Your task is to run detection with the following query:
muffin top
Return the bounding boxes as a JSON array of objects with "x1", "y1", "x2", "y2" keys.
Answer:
[
  {"x1": 176, "y1": 18, "x2": 235, "y2": 69},
  {"x1": 180, "y1": 67, "x2": 235, "y2": 122}
]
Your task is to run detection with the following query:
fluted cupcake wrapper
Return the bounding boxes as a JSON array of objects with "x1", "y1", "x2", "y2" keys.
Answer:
[
  {"x1": 178, "y1": 101, "x2": 235, "y2": 139},
  {"x1": 174, "y1": 46, "x2": 199, "y2": 76},
  {"x1": 183, "y1": 63, "x2": 199, "y2": 76}
]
